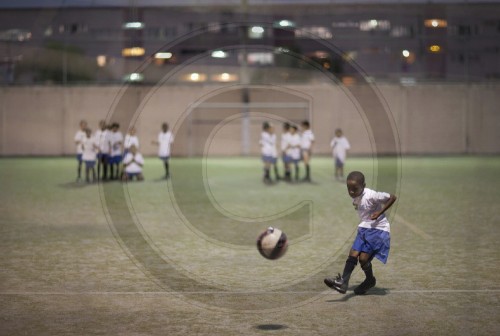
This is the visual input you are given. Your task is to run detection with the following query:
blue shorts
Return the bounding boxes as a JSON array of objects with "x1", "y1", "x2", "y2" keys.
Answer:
[
  {"x1": 283, "y1": 155, "x2": 294, "y2": 164},
  {"x1": 84, "y1": 160, "x2": 96, "y2": 168},
  {"x1": 97, "y1": 153, "x2": 109, "y2": 161},
  {"x1": 352, "y1": 227, "x2": 390, "y2": 264},
  {"x1": 76, "y1": 154, "x2": 82, "y2": 162},
  {"x1": 125, "y1": 172, "x2": 142, "y2": 179},
  {"x1": 110, "y1": 155, "x2": 122, "y2": 164},
  {"x1": 262, "y1": 155, "x2": 277, "y2": 164},
  {"x1": 159, "y1": 156, "x2": 170, "y2": 162},
  {"x1": 335, "y1": 157, "x2": 344, "y2": 168}
]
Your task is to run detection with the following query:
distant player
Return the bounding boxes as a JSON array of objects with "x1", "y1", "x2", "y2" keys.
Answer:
[
  {"x1": 122, "y1": 145, "x2": 144, "y2": 182},
  {"x1": 74, "y1": 120, "x2": 88, "y2": 182},
  {"x1": 300, "y1": 120, "x2": 315, "y2": 182},
  {"x1": 124, "y1": 126, "x2": 139, "y2": 156},
  {"x1": 330, "y1": 128, "x2": 351, "y2": 181},
  {"x1": 281, "y1": 122, "x2": 292, "y2": 181},
  {"x1": 324, "y1": 171, "x2": 397, "y2": 295},
  {"x1": 152, "y1": 122, "x2": 174, "y2": 179},
  {"x1": 81, "y1": 128, "x2": 99, "y2": 183},
  {"x1": 286, "y1": 125, "x2": 302, "y2": 182},
  {"x1": 94, "y1": 120, "x2": 110, "y2": 181},
  {"x1": 109, "y1": 122, "x2": 123, "y2": 180},
  {"x1": 260, "y1": 122, "x2": 278, "y2": 184}
]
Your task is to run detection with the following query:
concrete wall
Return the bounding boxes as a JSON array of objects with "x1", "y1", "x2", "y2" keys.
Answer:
[{"x1": 0, "y1": 83, "x2": 499, "y2": 156}]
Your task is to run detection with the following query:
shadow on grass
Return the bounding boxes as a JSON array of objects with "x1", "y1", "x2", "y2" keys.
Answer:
[
  {"x1": 325, "y1": 287, "x2": 390, "y2": 302},
  {"x1": 255, "y1": 324, "x2": 288, "y2": 331}
]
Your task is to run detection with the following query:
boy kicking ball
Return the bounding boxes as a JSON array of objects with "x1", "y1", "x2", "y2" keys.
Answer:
[{"x1": 324, "y1": 171, "x2": 397, "y2": 295}]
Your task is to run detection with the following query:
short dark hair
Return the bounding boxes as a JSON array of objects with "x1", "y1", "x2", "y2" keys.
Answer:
[
  {"x1": 262, "y1": 121, "x2": 270, "y2": 130},
  {"x1": 301, "y1": 120, "x2": 310, "y2": 128},
  {"x1": 291, "y1": 125, "x2": 298, "y2": 131},
  {"x1": 283, "y1": 122, "x2": 290, "y2": 130},
  {"x1": 347, "y1": 171, "x2": 365, "y2": 184}
]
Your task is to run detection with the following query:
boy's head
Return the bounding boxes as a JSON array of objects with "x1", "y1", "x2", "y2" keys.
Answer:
[
  {"x1": 290, "y1": 125, "x2": 298, "y2": 134},
  {"x1": 283, "y1": 122, "x2": 290, "y2": 132},
  {"x1": 262, "y1": 122, "x2": 274, "y2": 133},
  {"x1": 346, "y1": 171, "x2": 365, "y2": 198},
  {"x1": 85, "y1": 128, "x2": 92, "y2": 137},
  {"x1": 129, "y1": 144, "x2": 138, "y2": 154},
  {"x1": 79, "y1": 120, "x2": 88, "y2": 130},
  {"x1": 128, "y1": 126, "x2": 136, "y2": 135},
  {"x1": 335, "y1": 128, "x2": 343, "y2": 137},
  {"x1": 99, "y1": 120, "x2": 106, "y2": 130},
  {"x1": 301, "y1": 120, "x2": 310, "y2": 130},
  {"x1": 162, "y1": 123, "x2": 169, "y2": 132},
  {"x1": 112, "y1": 122, "x2": 119, "y2": 132}
]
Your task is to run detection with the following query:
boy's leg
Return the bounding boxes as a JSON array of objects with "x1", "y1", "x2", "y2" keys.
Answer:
[
  {"x1": 263, "y1": 161, "x2": 271, "y2": 183},
  {"x1": 302, "y1": 152, "x2": 311, "y2": 181},
  {"x1": 91, "y1": 167, "x2": 96, "y2": 182},
  {"x1": 354, "y1": 253, "x2": 376, "y2": 295},
  {"x1": 324, "y1": 249, "x2": 359, "y2": 294},
  {"x1": 294, "y1": 162, "x2": 299, "y2": 181},
  {"x1": 77, "y1": 157, "x2": 82, "y2": 181},
  {"x1": 85, "y1": 165, "x2": 90, "y2": 183},
  {"x1": 164, "y1": 159, "x2": 170, "y2": 179},
  {"x1": 273, "y1": 163, "x2": 281, "y2": 180}
]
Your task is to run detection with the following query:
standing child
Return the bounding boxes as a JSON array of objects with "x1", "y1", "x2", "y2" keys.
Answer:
[
  {"x1": 324, "y1": 171, "x2": 397, "y2": 295},
  {"x1": 94, "y1": 120, "x2": 110, "y2": 181},
  {"x1": 124, "y1": 126, "x2": 140, "y2": 157},
  {"x1": 109, "y1": 122, "x2": 123, "y2": 180},
  {"x1": 330, "y1": 128, "x2": 351, "y2": 181},
  {"x1": 259, "y1": 122, "x2": 278, "y2": 184},
  {"x1": 286, "y1": 125, "x2": 302, "y2": 182},
  {"x1": 81, "y1": 128, "x2": 99, "y2": 183},
  {"x1": 152, "y1": 122, "x2": 174, "y2": 179},
  {"x1": 122, "y1": 145, "x2": 144, "y2": 182},
  {"x1": 281, "y1": 122, "x2": 291, "y2": 182},
  {"x1": 74, "y1": 120, "x2": 88, "y2": 182},
  {"x1": 300, "y1": 120, "x2": 315, "y2": 182}
]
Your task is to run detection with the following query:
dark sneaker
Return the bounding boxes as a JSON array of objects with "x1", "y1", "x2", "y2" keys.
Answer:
[
  {"x1": 354, "y1": 277, "x2": 376, "y2": 295},
  {"x1": 324, "y1": 273, "x2": 348, "y2": 294}
]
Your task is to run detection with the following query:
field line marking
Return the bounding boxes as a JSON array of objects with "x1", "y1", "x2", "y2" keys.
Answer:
[
  {"x1": 394, "y1": 214, "x2": 433, "y2": 240},
  {"x1": 1, "y1": 289, "x2": 499, "y2": 295}
]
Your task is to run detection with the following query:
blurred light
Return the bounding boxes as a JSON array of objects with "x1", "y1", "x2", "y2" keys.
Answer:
[
  {"x1": 155, "y1": 52, "x2": 172, "y2": 59},
  {"x1": 400, "y1": 77, "x2": 416, "y2": 86},
  {"x1": 96, "y1": 55, "x2": 106, "y2": 67},
  {"x1": 211, "y1": 50, "x2": 228, "y2": 58},
  {"x1": 183, "y1": 72, "x2": 207, "y2": 82},
  {"x1": 370, "y1": 20, "x2": 378, "y2": 27},
  {"x1": 247, "y1": 52, "x2": 274, "y2": 65},
  {"x1": 124, "y1": 73, "x2": 144, "y2": 82},
  {"x1": 249, "y1": 26, "x2": 264, "y2": 39},
  {"x1": 122, "y1": 47, "x2": 145, "y2": 57},
  {"x1": 0, "y1": 29, "x2": 32, "y2": 42},
  {"x1": 341, "y1": 76, "x2": 356, "y2": 86},
  {"x1": 278, "y1": 20, "x2": 295, "y2": 27},
  {"x1": 429, "y1": 45, "x2": 441, "y2": 53},
  {"x1": 424, "y1": 19, "x2": 447, "y2": 28},
  {"x1": 123, "y1": 22, "x2": 144, "y2": 29},
  {"x1": 211, "y1": 72, "x2": 238, "y2": 82},
  {"x1": 402, "y1": 50, "x2": 410, "y2": 58}
]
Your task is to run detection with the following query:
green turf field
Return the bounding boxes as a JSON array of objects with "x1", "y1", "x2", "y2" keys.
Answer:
[{"x1": 1, "y1": 156, "x2": 499, "y2": 335}]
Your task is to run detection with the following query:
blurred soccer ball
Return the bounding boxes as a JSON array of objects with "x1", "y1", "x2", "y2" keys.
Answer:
[{"x1": 256, "y1": 227, "x2": 288, "y2": 260}]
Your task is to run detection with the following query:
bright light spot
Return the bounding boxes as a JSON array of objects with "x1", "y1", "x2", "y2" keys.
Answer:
[
  {"x1": 279, "y1": 20, "x2": 294, "y2": 27},
  {"x1": 251, "y1": 26, "x2": 264, "y2": 34},
  {"x1": 123, "y1": 22, "x2": 144, "y2": 29},
  {"x1": 370, "y1": 20, "x2": 378, "y2": 27},
  {"x1": 96, "y1": 55, "x2": 106, "y2": 67},
  {"x1": 154, "y1": 52, "x2": 172, "y2": 59},
  {"x1": 402, "y1": 50, "x2": 410, "y2": 58},
  {"x1": 429, "y1": 45, "x2": 441, "y2": 52},
  {"x1": 220, "y1": 73, "x2": 230, "y2": 81},
  {"x1": 122, "y1": 47, "x2": 145, "y2": 57},
  {"x1": 190, "y1": 73, "x2": 200, "y2": 81},
  {"x1": 124, "y1": 73, "x2": 144, "y2": 82},
  {"x1": 211, "y1": 50, "x2": 228, "y2": 58},
  {"x1": 431, "y1": 20, "x2": 439, "y2": 27}
]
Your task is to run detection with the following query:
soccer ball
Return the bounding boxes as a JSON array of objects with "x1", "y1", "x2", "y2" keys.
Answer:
[{"x1": 256, "y1": 227, "x2": 288, "y2": 260}]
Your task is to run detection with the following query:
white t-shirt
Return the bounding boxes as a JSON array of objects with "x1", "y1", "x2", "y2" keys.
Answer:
[
  {"x1": 94, "y1": 129, "x2": 110, "y2": 153},
  {"x1": 124, "y1": 134, "x2": 140, "y2": 150},
  {"x1": 301, "y1": 129, "x2": 315, "y2": 150},
  {"x1": 74, "y1": 130, "x2": 86, "y2": 154},
  {"x1": 280, "y1": 132, "x2": 290, "y2": 152},
  {"x1": 260, "y1": 132, "x2": 277, "y2": 158},
  {"x1": 110, "y1": 131, "x2": 124, "y2": 157},
  {"x1": 353, "y1": 188, "x2": 391, "y2": 232},
  {"x1": 123, "y1": 152, "x2": 144, "y2": 173},
  {"x1": 158, "y1": 131, "x2": 174, "y2": 157},
  {"x1": 330, "y1": 136, "x2": 351, "y2": 163},
  {"x1": 81, "y1": 136, "x2": 98, "y2": 161},
  {"x1": 286, "y1": 133, "x2": 302, "y2": 160}
]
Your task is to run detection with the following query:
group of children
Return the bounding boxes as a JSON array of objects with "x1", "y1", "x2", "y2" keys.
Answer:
[
  {"x1": 74, "y1": 120, "x2": 174, "y2": 183},
  {"x1": 259, "y1": 120, "x2": 351, "y2": 184}
]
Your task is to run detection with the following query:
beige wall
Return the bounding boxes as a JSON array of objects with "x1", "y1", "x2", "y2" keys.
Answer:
[{"x1": 0, "y1": 83, "x2": 499, "y2": 156}]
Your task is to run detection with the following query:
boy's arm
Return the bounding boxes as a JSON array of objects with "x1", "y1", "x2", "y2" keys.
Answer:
[{"x1": 370, "y1": 194, "x2": 397, "y2": 220}]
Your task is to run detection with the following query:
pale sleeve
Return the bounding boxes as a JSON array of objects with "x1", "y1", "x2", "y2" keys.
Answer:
[
  {"x1": 372, "y1": 191, "x2": 391, "y2": 203},
  {"x1": 136, "y1": 154, "x2": 145, "y2": 165},
  {"x1": 344, "y1": 138, "x2": 351, "y2": 150},
  {"x1": 330, "y1": 138, "x2": 336, "y2": 148}
]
